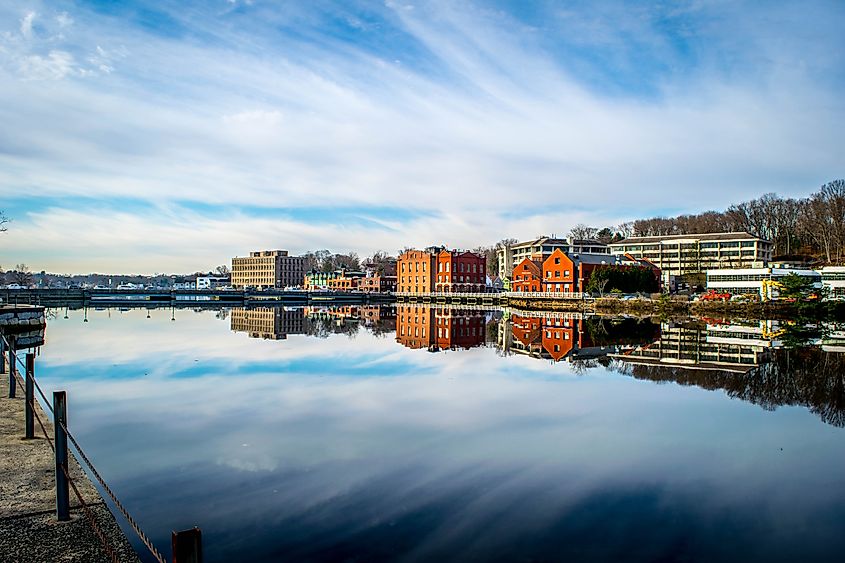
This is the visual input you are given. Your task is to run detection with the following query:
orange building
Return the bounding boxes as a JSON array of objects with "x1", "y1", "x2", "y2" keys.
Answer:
[
  {"x1": 512, "y1": 250, "x2": 661, "y2": 293},
  {"x1": 542, "y1": 249, "x2": 577, "y2": 293},
  {"x1": 326, "y1": 270, "x2": 365, "y2": 291},
  {"x1": 512, "y1": 259, "x2": 543, "y2": 292},
  {"x1": 397, "y1": 250, "x2": 436, "y2": 293}
]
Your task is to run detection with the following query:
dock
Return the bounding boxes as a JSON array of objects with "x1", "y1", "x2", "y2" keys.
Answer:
[{"x1": 1, "y1": 343, "x2": 140, "y2": 562}]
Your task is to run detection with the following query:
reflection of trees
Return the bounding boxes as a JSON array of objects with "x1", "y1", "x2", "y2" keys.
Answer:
[
  {"x1": 609, "y1": 347, "x2": 845, "y2": 427},
  {"x1": 584, "y1": 317, "x2": 661, "y2": 347}
]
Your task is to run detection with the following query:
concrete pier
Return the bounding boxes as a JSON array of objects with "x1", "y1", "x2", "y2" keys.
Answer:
[{"x1": 0, "y1": 361, "x2": 140, "y2": 562}]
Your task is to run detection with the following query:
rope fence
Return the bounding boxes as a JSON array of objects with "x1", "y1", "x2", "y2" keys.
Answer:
[{"x1": 2, "y1": 333, "x2": 171, "y2": 563}]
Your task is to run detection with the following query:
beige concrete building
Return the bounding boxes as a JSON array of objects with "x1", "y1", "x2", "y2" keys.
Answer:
[
  {"x1": 231, "y1": 250, "x2": 305, "y2": 289},
  {"x1": 608, "y1": 232, "x2": 773, "y2": 287}
]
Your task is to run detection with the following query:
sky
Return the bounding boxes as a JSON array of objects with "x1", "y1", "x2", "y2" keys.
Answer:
[{"x1": 0, "y1": 0, "x2": 843, "y2": 274}]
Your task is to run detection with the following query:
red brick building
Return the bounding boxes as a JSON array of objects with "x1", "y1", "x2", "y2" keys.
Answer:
[
  {"x1": 511, "y1": 258, "x2": 543, "y2": 292},
  {"x1": 359, "y1": 274, "x2": 397, "y2": 293},
  {"x1": 511, "y1": 250, "x2": 660, "y2": 293},
  {"x1": 435, "y1": 249, "x2": 486, "y2": 293}
]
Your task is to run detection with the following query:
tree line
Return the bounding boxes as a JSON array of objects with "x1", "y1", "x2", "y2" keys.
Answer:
[{"x1": 631, "y1": 179, "x2": 845, "y2": 262}]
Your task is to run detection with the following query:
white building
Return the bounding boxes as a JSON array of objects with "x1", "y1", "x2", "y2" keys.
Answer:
[
  {"x1": 172, "y1": 279, "x2": 196, "y2": 290},
  {"x1": 196, "y1": 276, "x2": 230, "y2": 290},
  {"x1": 609, "y1": 232, "x2": 773, "y2": 287},
  {"x1": 818, "y1": 266, "x2": 845, "y2": 300},
  {"x1": 706, "y1": 266, "x2": 821, "y2": 300}
]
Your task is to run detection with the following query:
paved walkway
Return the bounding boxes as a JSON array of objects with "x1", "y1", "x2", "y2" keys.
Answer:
[{"x1": 1, "y1": 360, "x2": 140, "y2": 562}]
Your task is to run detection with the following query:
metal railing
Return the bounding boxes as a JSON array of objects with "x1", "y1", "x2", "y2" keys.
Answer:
[{"x1": 2, "y1": 333, "x2": 199, "y2": 563}]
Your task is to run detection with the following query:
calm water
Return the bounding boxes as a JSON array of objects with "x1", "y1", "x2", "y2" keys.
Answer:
[{"x1": 26, "y1": 305, "x2": 845, "y2": 562}]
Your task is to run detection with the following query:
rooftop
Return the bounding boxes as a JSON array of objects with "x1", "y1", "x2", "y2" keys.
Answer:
[{"x1": 609, "y1": 232, "x2": 766, "y2": 245}]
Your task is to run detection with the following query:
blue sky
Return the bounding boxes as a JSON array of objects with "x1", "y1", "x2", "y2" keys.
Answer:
[{"x1": 0, "y1": 0, "x2": 843, "y2": 274}]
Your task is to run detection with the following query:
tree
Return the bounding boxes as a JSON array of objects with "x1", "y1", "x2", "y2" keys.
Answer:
[
  {"x1": 777, "y1": 273, "x2": 817, "y2": 300},
  {"x1": 596, "y1": 227, "x2": 614, "y2": 244},
  {"x1": 11, "y1": 263, "x2": 32, "y2": 286},
  {"x1": 215, "y1": 264, "x2": 231, "y2": 276},
  {"x1": 569, "y1": 224, "x2": 598, "y2": 240},
  {"x1": 0, "y1": 211, "x2": 8, "y2": 233}
]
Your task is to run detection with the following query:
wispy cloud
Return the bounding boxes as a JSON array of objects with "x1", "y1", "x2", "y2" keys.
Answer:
[{"x1": 0, "y1": 0, "x2": 843, "y2": 272}]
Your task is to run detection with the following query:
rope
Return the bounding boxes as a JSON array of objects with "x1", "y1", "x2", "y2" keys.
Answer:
[
  {"x1": 4, "y1": 337, "x2": 166, "y2": 563},
  {"x1": 11, "y1": 368, "x2": 119, "y2": 562},
  {"x1": 58, "y1": 418, "x2": 167, "y2": 563}
]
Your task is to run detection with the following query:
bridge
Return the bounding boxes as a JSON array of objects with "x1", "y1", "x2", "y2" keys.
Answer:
[{"x1": 0, "y1": 288, "x2": 395, "y2": 307}]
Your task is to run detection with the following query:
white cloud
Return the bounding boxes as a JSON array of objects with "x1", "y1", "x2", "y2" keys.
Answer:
[
  {"x1": 20, "y1": 11, "x2": 35, "y2": 39},
  {"x1": 0, "y1": 1, "x2": 842, "y2": 272},
  {"x1": 18, "y1": 49, "x2": 76, "y2": 80},
  {"x1": 56, "y1": 12, "x2": 73, "y2": 28}
]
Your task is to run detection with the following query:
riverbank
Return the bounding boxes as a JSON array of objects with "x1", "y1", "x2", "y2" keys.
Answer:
[
  {"x1": 0, "y1": 363, "x2": 139, "y2": 562},
  {"x1": 509, "y1": 295, "x2": 845, "y2": 320}
]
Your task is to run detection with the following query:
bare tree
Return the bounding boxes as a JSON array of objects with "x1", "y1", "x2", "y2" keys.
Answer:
[
  {"x1": 11, "y1": 264, "x2": 32, "y2": 286},
  {"x1": 0, "y1": 211, "x2": 8, "y2": 233},
  {"x1": 569, "y1": 224, "x2": 598, "y2": 240}
]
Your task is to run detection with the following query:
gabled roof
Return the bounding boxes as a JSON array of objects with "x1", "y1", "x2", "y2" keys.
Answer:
[{"x1": 514, "y1": 258, "x2": 543, "y2": 276}]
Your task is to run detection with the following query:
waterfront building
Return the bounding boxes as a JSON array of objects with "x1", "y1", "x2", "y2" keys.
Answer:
[
  {"x1": 304, "y1": 270, "x2": 342, "y2": 290},
  {"x1": 497, "y1": 236, "x2": 609, "y2": 281},
  {"x1": 327, "y1": 270, "x2": 366, "y2": 291},
  {"x1": 818, "y1": 266, "x2": 845, "y2": 299},
  {"x1": 705, "y1": 266, "x2": 821, "y2": 300},
  {"x1": 231, "y1": 250, "x2": 305, "y2": 290},
  {"x1": 359, "y1": 274, "x2": 397, "y2": 293},
  {"x1": 172, "y1": 278, "x2": 196, "y2": 290},
  {"x1": 609, "y1": 232, "x2": 773, "y2": 287},
  {"x1": 397, "y1": 249, "x2": 437, "y2": 294},
  {"x1": 435, "y1": 249, "x2": 486, "y2": 293},
  {"x1": 511, "y1": 259, "x2": 544, "y2": 292},
  {"x1": 512, "y1": 250, "x2": 660, "y2": 293},
  {"x1": 196, "y1": 275, "x2": 230, "y2": 290}
]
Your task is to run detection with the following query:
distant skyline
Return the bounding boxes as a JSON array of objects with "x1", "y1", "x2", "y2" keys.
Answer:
[{"x1": 1, "y1": 0, "x2": 843, "y2": 274}]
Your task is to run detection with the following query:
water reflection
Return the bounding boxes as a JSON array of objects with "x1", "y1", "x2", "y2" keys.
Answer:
[{"x1": 28, "y1": 305, "x2": 845, "y2": 562}]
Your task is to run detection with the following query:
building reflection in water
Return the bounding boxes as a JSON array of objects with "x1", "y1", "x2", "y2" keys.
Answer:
[
  {"x1": 395, "y1": 304, "x2": 487, "y2": 352},
  {"x1": 230, "y1": 306, "x2": 397, "y2": 340},
  {"x1": 608, "y1": 319, "x2": 845, "y2": 428},
  {"x1": 225, "y1": 305, "x2": 844, "y2": 427}
]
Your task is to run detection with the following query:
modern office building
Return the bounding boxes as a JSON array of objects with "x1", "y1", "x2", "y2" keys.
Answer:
[
  {"x1": 497, "y1": 237, "x2": 609, "y2": 281},
  {"x1": 705, "y1": 266, "x2": 821, "y2": 300},
  {"x1": 231, "y1": 250, "x2": 305, "y2": 290},
  {"x1": 818, "y1": 266, "x2": 845, "y2": 299},
  {"x1": 608, "y1": 232, "x2": 773, "y2": 287}
]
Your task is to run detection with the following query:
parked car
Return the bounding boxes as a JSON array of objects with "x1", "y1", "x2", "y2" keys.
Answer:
[{"x1": 5, "y1": 283, "x2": 24, "y2": 290}]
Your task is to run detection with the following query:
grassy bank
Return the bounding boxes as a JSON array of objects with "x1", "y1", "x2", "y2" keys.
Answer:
[{"x1": 508, "y1": 295, "x2": 845, "y2": 320}]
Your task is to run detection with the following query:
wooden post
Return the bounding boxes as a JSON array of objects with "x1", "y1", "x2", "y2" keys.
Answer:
[
  {"x1": 7, "y1": 335, "x2": 15, "y2": 398},
  {"x1": 53, "y1": 391, "x2": 70, "y2": 521},
  {"x1": 25, "y1": 353, "x2": 34, "y2": 439},
  {"x1": 0, "y1": 336, "x2": 5, "y2": 375},
  {"x1": 172, "y1": 527, "x2": 203, "y2": 563}
]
